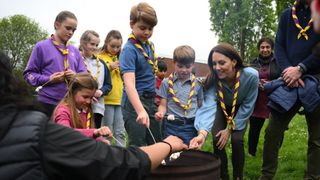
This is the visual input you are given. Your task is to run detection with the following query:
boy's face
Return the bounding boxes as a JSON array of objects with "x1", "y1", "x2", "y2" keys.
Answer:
[
  {"x1": 174, "y1": 62, "x2": 194, "y2": 80},
  {"x1": 130, "y1": 20, "x2": 154, "y2": 42},
  {"x1": 156, "y1": 70, "x2": 166, "y2": 80}
]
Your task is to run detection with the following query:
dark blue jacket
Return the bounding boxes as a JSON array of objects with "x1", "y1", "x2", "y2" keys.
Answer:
[
  {"x1": 275, "y1": 5, "x2": 320, "y2": 74},
  {"x1": 264, "y1": 75, "x2": 320, "y2": 113}
]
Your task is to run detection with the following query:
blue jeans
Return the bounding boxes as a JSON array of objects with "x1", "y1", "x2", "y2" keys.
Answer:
[
  {"x1": 102, "y1": 105, "x2": 126, "y2": 147},
  {"x1": 163, "y1": 120, "x2": 197, "y2": 145}
]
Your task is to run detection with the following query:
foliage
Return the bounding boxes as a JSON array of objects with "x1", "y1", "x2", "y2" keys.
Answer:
[
  {"x1": 201, "y1": 114, "x2": 307, "y2": 179},
  {"x1": 0, "y1": 14, "x2": 48, "y2": 71},
  {"x1": 208, "y1": 0, "x2": 277, "y2": 62},
  {"x1": 275, "y1": 0, "x2": 294, "y2": 20}
]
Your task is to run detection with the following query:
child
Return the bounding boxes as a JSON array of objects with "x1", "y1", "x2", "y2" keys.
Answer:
[
  {"x1": 79, "y1": 30, "x2": 112, "y2": 129},
  {"x1": 155, "y1": 45, "x2": 203, "y2": 145},
  {"x1": 119, "y1": 2, "x2": 162, "y2": 146},
  {"x1": 24, "y1": 11, "x2": 87, "y2": 117},
  {"x1": 53, "y1": 73, "x2": 112, "y2": 142},
  {"x1": 98, "y1": 30, "x2": 126, "y2": 147},
  {"x1": 155, "y1": 60, "x2": 167, "y2": 106}
]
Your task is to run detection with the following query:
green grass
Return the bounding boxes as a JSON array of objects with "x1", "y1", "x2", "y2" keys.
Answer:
[{"x1": 200, "y1": 114, "x2": 308, "y2": 179}]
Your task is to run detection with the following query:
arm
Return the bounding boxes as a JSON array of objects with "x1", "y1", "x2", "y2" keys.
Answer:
[
  {"x1": 123, "y1": 72, "x2": 150, "y2": 128},
  {"x1": 100, "y1": 60, "x2": 112, "y2": 95},
  {"x1": 155, "y1": 99, "x2": 167, "y2": 121}
]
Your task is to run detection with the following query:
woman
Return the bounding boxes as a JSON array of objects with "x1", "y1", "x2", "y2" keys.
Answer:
[
  {"x1": 248, "y1": 37, "x2": 280, "y2": 156},
  {"x1": 190, "y1": 43, "x2": 259, "y2": 180}
]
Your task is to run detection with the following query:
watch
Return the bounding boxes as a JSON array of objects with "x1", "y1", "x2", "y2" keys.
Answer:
[{"x1": 297, "y1": 65, "x2": 305, "y2": 74}]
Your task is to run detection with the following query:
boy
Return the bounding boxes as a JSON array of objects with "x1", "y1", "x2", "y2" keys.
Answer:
[
  {"x1": 155, "y1": 60, "x2": 168, "y2": 106},
  {"x1": 119, "y1": 2, "x2": 161, "y2": 146},
  {"x1": 155, "y1": 45, "x2": 203, "y2": 145}
]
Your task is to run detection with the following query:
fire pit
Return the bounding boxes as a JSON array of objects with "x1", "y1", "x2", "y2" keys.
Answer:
[{"x1": 147, "y1": 150, "x2": 220, "y2": 180}]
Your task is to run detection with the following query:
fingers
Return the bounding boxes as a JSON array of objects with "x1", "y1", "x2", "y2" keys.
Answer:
[
  {"x1": 96, "y1": 126, "x2": 113, "y2": 137},
  {"x1": 298, "y1": 78, "x2": 305, "y2": 87}
]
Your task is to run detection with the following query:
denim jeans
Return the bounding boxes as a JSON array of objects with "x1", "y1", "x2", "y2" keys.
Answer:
[
  {"x1": 163, "y1": 120, "x2": 197, "y2": 145},
  {"x1": 102, "y1": 105, "x2": 126, "y2": 147}
]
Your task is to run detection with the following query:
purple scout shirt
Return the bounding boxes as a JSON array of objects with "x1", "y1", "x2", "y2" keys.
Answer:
[{"x1": 23, "y1": 38, "x2": 87, "y2": 105}]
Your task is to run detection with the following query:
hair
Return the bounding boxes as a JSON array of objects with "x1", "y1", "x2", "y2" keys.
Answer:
[
  {"x1": 296, "y1": 0, "x2": 312, "y2": 7},
  {"x1": 257, "y1": 37, "x2": 274, "y2": 50},
  {"x1": 173, "y1": 45, "x2": 196, "y2": 65},
  {"x1": 130, "y1": 2, "x2": 157, "y2": 27},
  {"x1": 54, "y1": 10, "x2": 77, "y2": 30},
  {"x1": 157, "y1": 59, "x2": 167, "y2": 72},
  {"x1": 101, "y1": 30, "x2": 123, "y2": 55},
  {"x1": 204, "y1": 43, "x2": 245, "y2": 90},
  {"x1": 79, "y1": 30, "x2": 100, "y2": 51},
  {"x1": 57, "y1": 73, "x2": 98, "y2": 129}
]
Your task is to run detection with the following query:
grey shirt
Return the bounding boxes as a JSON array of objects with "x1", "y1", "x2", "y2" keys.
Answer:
[{"x1": 158, "y1": 73, "x2": 203, "y2": 118}]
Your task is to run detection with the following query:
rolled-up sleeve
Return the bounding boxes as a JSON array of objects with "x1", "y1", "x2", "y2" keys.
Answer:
[{"x1": 194, "y1": 87, "x2": 217, "y2": 132}]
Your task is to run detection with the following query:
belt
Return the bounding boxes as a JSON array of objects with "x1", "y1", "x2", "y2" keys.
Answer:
[{"x1": 166, "y1": 117, "x2": 195, "y2": 125}]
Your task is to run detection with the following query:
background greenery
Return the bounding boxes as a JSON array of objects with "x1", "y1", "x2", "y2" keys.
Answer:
[{"x1": 201, "y1": 114, "x2": 307, "y2": 179}]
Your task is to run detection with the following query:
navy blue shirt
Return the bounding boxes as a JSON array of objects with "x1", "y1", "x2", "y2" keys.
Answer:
[
  {"x1": 275, "y1": 6, "x2": 320, "y2": 74},
  {"x1": 119, "y1": 40, "x2": 156, "y2": 105}
]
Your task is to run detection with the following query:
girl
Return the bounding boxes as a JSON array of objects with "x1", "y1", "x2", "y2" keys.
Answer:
[
  {"x1": 53, "y1": 73, "x2": 112, "y2": 142},
  {"x1": 80, "y1": 30, "x2": 112, "y2": 128},
  {"x1": 98, "y1": 30, "x2": 126, "y2": 147},
  {"x1": 23, "y1": 11, "x2": 87, "y2": 117},
  {"x1": 189, "y1": 43, "x2": 259, "y2": 180}
]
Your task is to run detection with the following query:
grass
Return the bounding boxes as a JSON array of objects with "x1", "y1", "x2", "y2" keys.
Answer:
[{"x1": 200, "y1": 114, "x2": 308, "y2": 179}]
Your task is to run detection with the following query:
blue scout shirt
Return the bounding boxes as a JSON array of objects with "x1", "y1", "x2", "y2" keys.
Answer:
[
  {"x1": 194, "y1": 67, "x2": 259, "y2": 131},
  {"x1": 119, "y1": 40, "x2": 156, "y2": 106}
]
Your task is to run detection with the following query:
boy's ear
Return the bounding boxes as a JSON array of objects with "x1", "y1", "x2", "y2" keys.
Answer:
[
  {"x1": 54, "y1": 21, "x2": 60, "y2": 30},
  {"x1": 130, "y1": 21, "x2": 135, "y2": 29}
]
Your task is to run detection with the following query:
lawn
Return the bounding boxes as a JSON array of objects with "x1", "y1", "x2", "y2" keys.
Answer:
[{"x1": 200, "y1": 114, "x2": 308, "y2": 180}]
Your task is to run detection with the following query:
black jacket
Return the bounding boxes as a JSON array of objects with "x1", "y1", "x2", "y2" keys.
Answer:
[
  {"x1": 251, "y1": 55, "x2": 281, "y2": 81},
  {"x1": 0, "y1": 104, "x2": 151, "y2": 180}
]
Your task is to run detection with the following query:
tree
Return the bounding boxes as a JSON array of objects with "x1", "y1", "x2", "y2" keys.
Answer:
[
  {"x1": 209, "y1": 0, "x2": 276, "y2": 62},
  {"x1": 0, "y1": 15, "x2": 48, "y2": 71},
  {"x1": 275, "y1": 0, "x2": 293, "y2": 19}
]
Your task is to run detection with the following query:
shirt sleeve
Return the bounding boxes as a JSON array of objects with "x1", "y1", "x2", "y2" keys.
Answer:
[
  {"x1": 23, "y1": 44, "x2": 50, "y2": 86},
  {"x1": 100, "y1": 60, "x2": 112, "y2": 95},
  {"x1": 74, "y1": 49, "x2": 87, "y2": 73},
  {"x1": 194, "y1": 87, "x2": 217, "y2": 132},
  {"x1": 42, "y1": 121, "x2": 151, "y2": 180},
  {"x1": 158, "y1": 78, "x2": 169, "y2": 99},
  {"x1": 53, "y1": 105, "x2": 95, "y2": 138},
  {"x1": 197, "y1": 84, "x2": 204, "y2": 106},
  {"x1": 119, "y1": 45, "x2": 137, "y2": 74},
  {"x1": 234, "y1": 73, "x2": 259, "y2": 130}
]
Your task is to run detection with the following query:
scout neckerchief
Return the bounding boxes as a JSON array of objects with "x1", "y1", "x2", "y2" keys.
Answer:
[
  {"x1": 292, "y1": 0, "x2": 313, "y2": 40},
  {"x1": 50, "y1": 34, "x2": 69, "y2": 70},
  {"x1": 107, "y1": 53, "x2": 118, "y2": 62},
  {"x1": 217, "y1": 69, "x2": 240, "y2": 130},
  {"x1": 128, "y1": 33, "x2": 158, "y2": 74},
  {"x1": 86, "y1": 112, "x2": 91, "y2": 129},
  {"x1": 168, "y1": 73, "x2": 196, "y2": 116},
  {"x1": 83, "y1": 54, "x2": 101, "y2": 81}
]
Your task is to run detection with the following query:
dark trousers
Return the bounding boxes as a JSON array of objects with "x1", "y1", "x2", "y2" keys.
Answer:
[
  {"x1": 212, "y1": 106, "x2": 246, "y2": 180},
  {"x1": 260, "y1": 102, "x2": 320, "y2": 180},
  {"x1": 122, "y1": 96, "x2": 162, "y2": 146},
  {"x1": 248, "y1": 117, "x2": 265, "y2": 156},
  {"x1": 39, "y1": 102, "x2": 56, "y2": 118}
]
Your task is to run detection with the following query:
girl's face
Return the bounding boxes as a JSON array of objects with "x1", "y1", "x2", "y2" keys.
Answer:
[
  {"x1": 174, "y1": 62, "x2": 193, "y2": 80},
  {"x1": 82, "y1": 35, "x2": 100, "y2": 57},
  {"x1": 55, "y1": 17, "x2": 77, "y2": 44},
  {"x1": 211, "y1": 52, "x2": 237, "y2": 80},
  {"x1": 259, "y1": 41, "x2": 272, "y2": 58},
  {"x1": 106, "y1": 37, "x2": 122, "y2": 55},
  {"x1": 130, "y1": 20, "x2": 154, "y2": 42},
  {"x1": 73, "y1": 88, "x2": 96, "y2": 110}
]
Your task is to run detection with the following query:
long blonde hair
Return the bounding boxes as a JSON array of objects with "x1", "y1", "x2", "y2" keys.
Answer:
[{"x1": 57, "y1": 73, "x2": 98, "y2": 128}]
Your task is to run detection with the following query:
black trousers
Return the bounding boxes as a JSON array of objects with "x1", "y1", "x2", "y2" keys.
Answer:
[{"x1": 248, "y1": 116, "x2": 265, "y2": 156}]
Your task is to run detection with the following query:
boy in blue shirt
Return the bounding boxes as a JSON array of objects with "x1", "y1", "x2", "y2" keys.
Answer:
[
  {"x1": 155, "y1": 45, "x2": 203, "y2": 145},
  {"x1": 119, "y1": 2, "x2": 161, "y2": 146}
]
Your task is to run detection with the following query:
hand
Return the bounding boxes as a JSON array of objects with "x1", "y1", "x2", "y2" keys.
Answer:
[
  {"x1": 162, "y1": 135, "x2": 188, "y2": 153},
  {"x1": 64, "y1": 69, "x2": 76, "y2": 80},
  {"x1": 94, "y1": 126, "x2": 112, "y2": 138},
  {"x1": 49, "y1": 71, "x2": 65, "y2": 83},
  {"x1": 282, "y1": 66, "x2": 302, "y2": 87},
  {"x1": 100, "y1": 138, "x2": 111, "y2": 145},
  {"x1": 94, "y1": 89, "x2": 103, "y2": 98},
  {"x1": 136, "y1": 110, "x2": 150, "y2": 128},
  {"x1": 155, "y1": 111, "x2": 164, "y2": 121},
  {"x1": 216, "y1": 128, "x2": 231, "y2": 150},
  {"x1": 189, "y1": 134, "x2": 206, "y2": 150},
  {"x1": 110, "y1": 62, "x2": 120, "y2": 70},
  {"x1": 92, "y1": 97, "x2": 98, "y2": 103}
]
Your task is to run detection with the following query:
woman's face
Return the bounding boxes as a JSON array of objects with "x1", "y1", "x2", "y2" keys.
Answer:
[
  {"x1": 73, "y1": 88, "x2": 95, "y2": 110},
  {"x1": 211, "y1": 52, "x2": 237, "y2": 80},
  {"x1": 259, "y1": 41, "x2": 272, "y2": 58}
]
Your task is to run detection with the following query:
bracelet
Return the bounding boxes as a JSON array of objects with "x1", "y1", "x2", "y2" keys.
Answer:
[
  {"x1": 198, "y1": 132, "x2": 207, "y2": 139},
  {"x1": 160, "y1": 140, "x2": 172, "y2": 156}
]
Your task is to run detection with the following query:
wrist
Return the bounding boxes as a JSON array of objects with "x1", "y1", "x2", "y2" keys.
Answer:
[
  {"x1": 198, "y1": 130, "x2": 208, "y2": 139},
  {"x1": 297, "y1": 64, "x2": 306, "y2": 74},
  {"x1": 160, "y1": 140, "x2": 173, "y2": 156}
]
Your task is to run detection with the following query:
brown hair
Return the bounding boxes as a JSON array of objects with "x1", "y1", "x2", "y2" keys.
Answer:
[
  {"x1": 79, "y1": 30, "x2": 100, "y2": 51},
  {"x1": 204, "y1": 43, "x2": 245, "y2": 90},
  {"x1": 55, "y1": 73, "x2": 98, "y2": 128},
  {"x1": 54, "y1": 10, "x2": 77, "y2": 30},
  {"x1": 101, "y1": 30, "x2": 123, "y2": 55},
  {"x1": 173, "y1": 45, "x2": 195, "y2": 65},
  {"x1": 130, "y1": 2, "x2": 157, "y2": 27}
]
